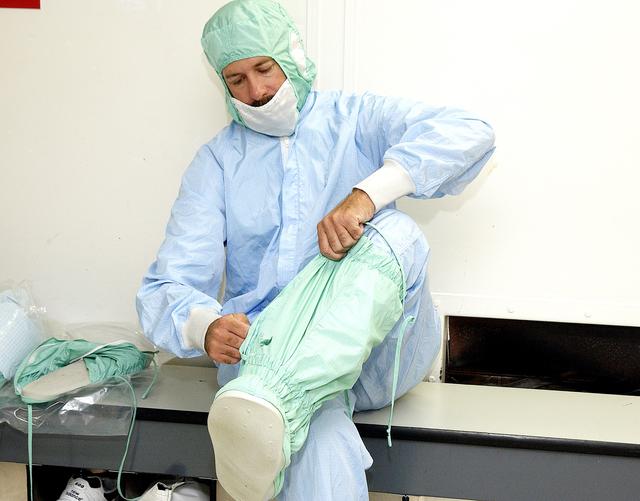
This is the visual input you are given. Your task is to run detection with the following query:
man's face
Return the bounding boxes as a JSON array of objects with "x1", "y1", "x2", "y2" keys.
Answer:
[{"x1": 222, "y1": 56, "x2": 287, "y2": 107}]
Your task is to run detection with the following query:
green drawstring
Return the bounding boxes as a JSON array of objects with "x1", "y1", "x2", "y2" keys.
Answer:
[
  {"x1": 114, "y1": 376, "x2": 139, "y2": 501},
  {"x1": 386, "y1": 314, "x2": 415, "y2": 447},
  {"x1": 25, "y1": 354, "x2": 159, "y2": 501},
  {"x1": 364, "y1": 222, "x2": 408, "y2": 301},
  {"x1": 141, "y1": 355, "x2": 159, "y2": 400},
  {"x1": 363, "y1": 222, "x2": 414, "y2": 447},
  {"x1": 343, "y1": 389, "x2": 352, "y2": 418},
  {"x1": 115, "y1": 356, "x2": 159, "y2": 501},
  {"x1": 28, "y1": 404, "x2": 33, "y2": 501}
]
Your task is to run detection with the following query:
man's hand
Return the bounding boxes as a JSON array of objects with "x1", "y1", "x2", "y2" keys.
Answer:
[
  {"x1": 204, "y1": 313, "x2": 250, "y2": 364},
  {"x1": 317, "y1": 188, "x2": 375, "y2": 260}
]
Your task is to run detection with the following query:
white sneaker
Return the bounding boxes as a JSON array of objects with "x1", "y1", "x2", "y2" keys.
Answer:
[
  {"x1": 140, "y1": 480, "x2": 210, "y2": 501},
  {"x1": 56, "y1": 476, "x2": 107, "y2": 501}
]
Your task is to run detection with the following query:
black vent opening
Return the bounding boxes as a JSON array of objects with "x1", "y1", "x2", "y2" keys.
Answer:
[{"x1": 445, "y1": 316, "x2": 640, "y2": 396}]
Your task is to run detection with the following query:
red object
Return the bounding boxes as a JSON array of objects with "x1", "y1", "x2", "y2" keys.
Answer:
[{"x1": 0, "y1": 0, "x2": 40, "y2": 8}]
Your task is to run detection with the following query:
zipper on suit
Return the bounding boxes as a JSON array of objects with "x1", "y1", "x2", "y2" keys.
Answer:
[{"x1": 280, "y1": 136, "x2": 290, "y2": 164}]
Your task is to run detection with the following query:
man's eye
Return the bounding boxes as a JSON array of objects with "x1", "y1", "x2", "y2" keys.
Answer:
[
  {"x1": 258, "y1": 65, "x2": 273, "y2": 74},
  {"x1": 230, "y1": 77, "x2": 244, "y2": 86}
]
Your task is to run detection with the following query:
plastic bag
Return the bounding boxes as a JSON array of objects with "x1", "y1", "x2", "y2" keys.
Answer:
[
  {"x1": 65, "y1": 321, "x2": 157, "y2": 352},
  {"x1": 0, "y1": 282, "x2": 47, "y2": 386},
  {"x1": 0, "y1": 364, "x2": 155, "y2": 436},
  {"x1": 0, "y1": 322, "x2": 158, "y2": 436}
]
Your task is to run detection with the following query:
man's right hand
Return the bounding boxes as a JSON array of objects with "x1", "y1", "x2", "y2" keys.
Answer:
[{"x1": 204, "y1": 313, "x2": 250, "y2": 365}]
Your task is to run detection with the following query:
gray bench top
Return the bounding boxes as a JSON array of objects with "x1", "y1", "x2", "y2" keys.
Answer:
[{"x1": 135, "y1": 365, "x2": 640, "y2": 450}]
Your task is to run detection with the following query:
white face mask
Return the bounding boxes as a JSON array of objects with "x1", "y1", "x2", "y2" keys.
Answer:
[{"x1": 231, "y1": 79, "x2": 299, "y2": 137}]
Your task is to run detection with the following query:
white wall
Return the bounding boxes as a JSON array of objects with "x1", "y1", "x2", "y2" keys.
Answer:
[
  {"x1": 0, "y1": 0, "x2": 306, "y2": 324},
  {"x1": 309, "y1": 0, "x2": 640, "y2": 329},
  {"x1": 2, "y1": 0, "x2": 638, "y2": 335}
]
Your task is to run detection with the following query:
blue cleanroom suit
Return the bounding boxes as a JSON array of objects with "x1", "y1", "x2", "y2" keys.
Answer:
[{"x1": 137, "y1": 89, "x2": 495, "y2": 499}]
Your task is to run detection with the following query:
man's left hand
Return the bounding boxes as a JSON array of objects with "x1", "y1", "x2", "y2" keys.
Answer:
[{"x1": 317, "y1": 188, "x2": 375, "y2": 260}]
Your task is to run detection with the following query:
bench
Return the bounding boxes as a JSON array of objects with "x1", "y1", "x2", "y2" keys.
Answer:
[{"x1": 1, "y1": 365, "x2": 639, "y2": 500}]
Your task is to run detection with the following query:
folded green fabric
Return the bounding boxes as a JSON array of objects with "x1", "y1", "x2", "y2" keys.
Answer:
[
  {"x1": 13, "y1": 336, "x2": 157, "y2": 501},
  {"x1": 14, "y1": 338, "x2": 153, "y2": 404}
]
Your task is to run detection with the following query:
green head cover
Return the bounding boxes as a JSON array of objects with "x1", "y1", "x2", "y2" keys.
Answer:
[{"x1": 201, "y1": 0, "x2": 316, "y2": 125}]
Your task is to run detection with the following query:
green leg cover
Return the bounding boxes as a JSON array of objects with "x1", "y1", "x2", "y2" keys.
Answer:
[{"x1": 211, "y1": 235, "x2": 405, "y2": 499}]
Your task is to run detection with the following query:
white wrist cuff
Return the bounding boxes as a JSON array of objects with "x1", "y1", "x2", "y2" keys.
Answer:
[
  {"x1": 182, "y1": 307, "x2": 221, "y2": 353},
  {"x1": 354, "y1": 159, "x2": 416, "y2": 212}
]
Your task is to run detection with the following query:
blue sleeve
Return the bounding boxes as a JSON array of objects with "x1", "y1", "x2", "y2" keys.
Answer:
[
  {"x1": 355, "y1": 93, "x2": 496, "y2": 198},
  {"x1": 136, "y1": 144, "x2": 226, "y2": 357}
]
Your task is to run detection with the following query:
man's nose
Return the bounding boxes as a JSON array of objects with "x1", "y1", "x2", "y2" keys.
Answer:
[{"x1": 247, "y1": 76, "x2": 268, "y2": 104}]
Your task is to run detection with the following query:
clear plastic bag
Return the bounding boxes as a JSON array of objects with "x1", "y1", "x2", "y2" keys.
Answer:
[
  {"x1": 0, "y1": 282, "x2": 47, "y2": 386},
  {"x1": 0, "y1": 365, "x2": 156, "y2": 436},
  {"x1": 0, "y1": 322, "x2": 158, "y2": 436},
  {"x1": 64, "y1": 321, "x2": 157, "y2": 352}
]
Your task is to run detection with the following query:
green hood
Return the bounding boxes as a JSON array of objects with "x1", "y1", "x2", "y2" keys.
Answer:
[{"x1": 201, "y1": 0, "x2": 317, "y2": 125}]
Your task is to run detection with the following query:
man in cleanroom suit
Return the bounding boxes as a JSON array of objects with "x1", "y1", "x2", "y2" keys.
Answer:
[{"x1": 136, "y1": 0, "x2": 495, "y2": 499}]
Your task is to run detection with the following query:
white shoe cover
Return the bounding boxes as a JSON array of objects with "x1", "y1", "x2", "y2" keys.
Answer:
[
  {"x1": 208, "y1": 391, "x2": 285, "y2": 501},
  {"x1": 21, "y1": 359, "x2": 91, "y2": 402}
]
